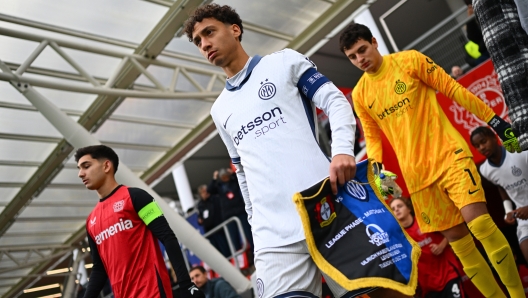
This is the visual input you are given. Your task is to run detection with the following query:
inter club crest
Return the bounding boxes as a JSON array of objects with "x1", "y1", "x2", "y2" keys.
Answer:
[
  {"x1": 314, "y1": 196, "x2": 336, "y2": 228},
  {"x1": 512, "y1": 165, "x2": 522, "y2": 177},
  {"x1": 394, "y1": 79, "x2": 406, "y2": 94}
]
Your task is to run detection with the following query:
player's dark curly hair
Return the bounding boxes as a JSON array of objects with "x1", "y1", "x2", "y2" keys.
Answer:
[
  {"x1": 75, "y1": 145, "x2": 119, "y2": 174},
  {"x1": 339, "y1": 23, "x2": 373, "y2": 54},
  {"x1": 470, "y1": 126, "x2": 496, "y2": 141},
  {"x1": 184, "y1": 4, "x2": 244, "y2": 42}
]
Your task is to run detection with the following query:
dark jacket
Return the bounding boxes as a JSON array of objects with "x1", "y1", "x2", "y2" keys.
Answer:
[
  {"x1": 197, "y1": 194, "x2": 223, "y2": 232},
  {"x1": 203, "y1": 278, "x2": 241, "y2": 298},
  {"x1": 207, "y1": 174, "x2": 246, "y2": 220}
]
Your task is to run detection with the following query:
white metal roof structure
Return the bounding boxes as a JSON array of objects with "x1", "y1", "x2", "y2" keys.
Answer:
[{"x1": 0, "y1": 0, "x2": 374, "y2": 297}]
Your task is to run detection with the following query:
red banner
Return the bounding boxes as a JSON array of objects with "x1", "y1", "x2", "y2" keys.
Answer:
[{"x1": 436, "y1": 59, "x2": 509, "y2": 164}]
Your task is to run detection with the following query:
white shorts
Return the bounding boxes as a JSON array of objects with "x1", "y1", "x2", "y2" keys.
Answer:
[
  {"x1": 254, "y1": 240, "x2": 377, "y2": 298},
  {"x1": 517, "y1": 219, "x2": 528, "y2": 244}
]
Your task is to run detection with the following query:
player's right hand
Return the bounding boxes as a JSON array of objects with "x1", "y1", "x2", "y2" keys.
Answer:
[{"x1": 179, "y1": 280, "x2": 205, "y2": 298}]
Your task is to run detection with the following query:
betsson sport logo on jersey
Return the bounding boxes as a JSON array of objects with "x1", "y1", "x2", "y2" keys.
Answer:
[
  {"x1": 94, "y1": 218, "x2": 134, "y2": 245},
  {"x1": 231, "y1": 106, "x2": 287, "y2": 146},
  {"x1": 377, "y1": 98, "x2": 412, "y2": 120}
]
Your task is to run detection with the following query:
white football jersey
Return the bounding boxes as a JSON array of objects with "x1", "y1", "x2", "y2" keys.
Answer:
[
  {"x1": 210, "y1": 49, "x2": 356, "y2": 251},
  {"x1": 479, "y1": 148, "x2": 528, "y2": 209}
]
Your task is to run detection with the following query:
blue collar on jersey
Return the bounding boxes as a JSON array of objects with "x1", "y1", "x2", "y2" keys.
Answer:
[
  {"x1": 225, "y1": 55, "x2": 262, "y2": 91},
  {"x1": 488, "y1": 146, "x2": 507, "y2": 168}
]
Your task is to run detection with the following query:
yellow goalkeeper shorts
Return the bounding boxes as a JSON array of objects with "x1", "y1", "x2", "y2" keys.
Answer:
[{"x1": 410, "y1": 157, "x2": 487, "y2": 233}]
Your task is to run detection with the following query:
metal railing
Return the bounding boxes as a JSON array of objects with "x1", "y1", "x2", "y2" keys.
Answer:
[
  {"x1": 182, "y1": 216, "x2": 248, "y2": 270},
  {"x1": 403, "y1": 5, "x2": 476, "y2": 73}
]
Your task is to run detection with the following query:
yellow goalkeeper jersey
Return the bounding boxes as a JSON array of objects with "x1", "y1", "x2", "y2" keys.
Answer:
[{"x1": 352, "y1": 50, "x2": 495, "y2": 193}]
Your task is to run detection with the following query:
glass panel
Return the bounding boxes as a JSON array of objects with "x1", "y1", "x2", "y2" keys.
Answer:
[
  {"x1": 0, "y1": 139, "x2": 56, "y2": 162},
  {"x1": 0, "y1": 108, "x2": 62, "y2": 138},
  {"x1": 1, "y1": 0, "x2": 168, "y2": 43},
  {"x1": 0, "y1": 188, "x2": 20, "y2": 203},
  {"x1": 0, "y1": 166, "x2": 37, "y2": 183},
  {"x1": 113, "y1": 98, "x2": 213, "y2": 125},
  {"x1": 240, "y1": 31, "x2": 289, "y2": 57},
  {"x1": 7, "y1": 221, "x2": 85, "y2": 233},
  {"x1": 114, "y1": 148, "x2": 165, "y2": 169},
  {"x1": 0, "y1": 234, "x2": 69, "y2": 246},
  {"x1": 33, "y1": 88, "x2": 97, "y2": 112},
  {"x1": 94, "y1": 120, "x2": 189, "y2": 148},
  {"x1": 35, "y1": 186, "x2": 93, "y2": 202},
  {"x1": 0, "y1": 81, "x2": 31, "y2": 105},
  {"x1": 50, "y1": 168, "x2": 84, "y2": 185},
  {"x1": 17, "y1": 206, "x2": 93, "y2": 218},
  {"x1": 218, "y1": 0, "x2": 330, "y2": 36}
]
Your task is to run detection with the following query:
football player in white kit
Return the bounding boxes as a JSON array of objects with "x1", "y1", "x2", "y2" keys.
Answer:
[
  {"x1": 184, "y1": 4, "x2": 411, "y2": 298},
  {"x1": 471, "y1": 126, "x2": 528, "y2": 264}
]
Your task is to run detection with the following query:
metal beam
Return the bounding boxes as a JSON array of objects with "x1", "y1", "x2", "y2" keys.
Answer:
[
  {"x1": 0, "y1": 71, "x2": 220, "y2": 99},
  {"x1": 3, "y1": 231, "x2": 77, "y2": 237},
  {"x1": 0, "y1": 100, "x2": 196, "y2": 129},
  {"x1": 0, "y1": 132, "x2": 172, "y2": 151},
  {"x1": 0, "y1": 1, "x2": 231, "y2": 296},
  {"x1": 287, "y1": 0, "x2": 369, "y2": 55},
  {"x1": 0, "y1": 12, "x2": 212, "y2": 66}
]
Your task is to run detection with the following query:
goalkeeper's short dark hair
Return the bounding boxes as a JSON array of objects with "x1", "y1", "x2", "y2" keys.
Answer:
[
  {"x1": 75, "y1": 145, "x2": 119, "y2": 174},
  {"x1": 339, "y1": 23, "x2": 374, "y2": 54},
  {"x1": 470, "y1": 126, "x2": 496, "y2": 141},
  {"x1": 184, "y1": 4, "x2": 244, "y2": 42},
  {"x1": 190, "y1": 265, "x2": 206, "y2": 274}
]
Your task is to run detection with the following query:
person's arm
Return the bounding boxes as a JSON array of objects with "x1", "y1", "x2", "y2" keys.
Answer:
[
  {"x1": 352, "y1": 88, "x2": 384, "y2": 164},
  {"x1": 210, "y1": 113, "x2": 252, "y2": 225},
  {"x1": 498, "y1": 187, "x2": 516, "y2": 224},
  {"x1": 83, "y1": 233, "x2": 108, "y2": 298},
  {"x1": 129, "y1": 188, "x2": 204, "y2": 298},
  {"x1": 411, "y1": 50, "x2": 520, "y2": 152},
  {"x1": 207, "y1": 171, "x2": 219, "y2": 195},
  {"x1": 410, "y1": 50, "x2": 495, "y2": 123},
  {"x1": 430, "y1": 236, "x2": 448, "y2": 256},
  {"x1": 286, "y1": 49, "x2": 357, "y2": 193},
  {"x1": 214, "y1": 279, "x2": 242, "y2": 298}
]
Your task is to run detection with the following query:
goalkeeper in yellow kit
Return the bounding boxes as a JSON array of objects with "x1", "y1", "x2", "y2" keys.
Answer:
[{"x1": 340, "y1": 23, "x2": 523, "y2": 298}]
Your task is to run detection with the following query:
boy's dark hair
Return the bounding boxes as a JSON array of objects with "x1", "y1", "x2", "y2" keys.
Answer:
[
  {"x1": 391, "y1": 197, "x2": 415, "y2": 217},
  {"x1": 190, "y1": 265, "x2": 207, "y2": 274},
  {"x1": 470, "y1": 126, "x2": 496, "y2": 142},
  {"x1": 339, "y1": 23, "x2": 373, "y2": 53},
  {"x1": 75, "y1": 145, "x2": 119, "y2": 174},
  {"x1": 184, "y1": 4, "x2": 244, "y2": 42}
]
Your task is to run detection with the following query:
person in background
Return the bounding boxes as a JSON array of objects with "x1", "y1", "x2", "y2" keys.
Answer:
[
  {"x1": 390, "y1": 197, "x2": 466, "y2": 298},
  {"x1": 189, "y1": 266, "x2": 241, "y2": 298},
  {"x1": 196, "y1": 184, "x2": 231, "y2": 257},
  {"x1": 471, "y1": 126, "x2": 528, "y2": 264}
]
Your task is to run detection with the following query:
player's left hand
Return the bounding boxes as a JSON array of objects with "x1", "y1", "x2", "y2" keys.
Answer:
[
  {"x1": 430, "y1": 242, "x2": 446, "y2": 255},
  {"x1": 514, "y1": 206, "x2": 528, "y2": 220},
  {"x1": 329, "y1": 154, "x2": 357, "y2": 195},
  {"x1": 179, "y1": 280, "x2": 205, "y2": 298},
  {"x1": 487, "y1": 115, "x2": 521, "y2": 153}
]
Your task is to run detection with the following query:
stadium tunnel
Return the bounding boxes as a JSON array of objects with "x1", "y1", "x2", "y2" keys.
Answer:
[{"x1": 0, "y1": 0, "x2": 480, "y2": 297}]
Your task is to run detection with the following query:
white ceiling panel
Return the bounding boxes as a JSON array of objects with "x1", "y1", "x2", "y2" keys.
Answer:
[
  {"x1": 0, "y1": 109, "x2": 62, "y2": 138},
  {"x1": 0, "y1": 188, "x2": 20, "y2": 203}
]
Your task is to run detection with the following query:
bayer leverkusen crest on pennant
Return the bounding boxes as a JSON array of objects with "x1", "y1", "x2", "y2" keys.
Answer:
[{"x1": 293, "y1": 159, "x2": 420, "y2": 295}]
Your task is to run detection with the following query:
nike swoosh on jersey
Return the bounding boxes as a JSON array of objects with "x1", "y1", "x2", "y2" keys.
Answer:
[
  {"x1": 468, "y1": 188, "x2": 480, "y2": 195},
  {"x1": 223, "y1": 114, "x2": 233, "y2": 129},
  {"x1": 368, "y1": 99, "x2": 376, "y2": 109}
]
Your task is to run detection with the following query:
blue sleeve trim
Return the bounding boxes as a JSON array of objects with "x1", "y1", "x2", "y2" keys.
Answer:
[
  {"x1": 231, "y1": 157, "x2": 241, "y2": 164},
  {"x1": 297, "y1": 67, "x2": 330, "y2": 101}
]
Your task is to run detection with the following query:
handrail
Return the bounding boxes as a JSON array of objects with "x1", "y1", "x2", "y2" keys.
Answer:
[
  {"x1": 404, "y1": 5, "x2": 469, "y2": 50},
  {"x1": 184, "y1": 216, "x2": 248, "y2": 270}
]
